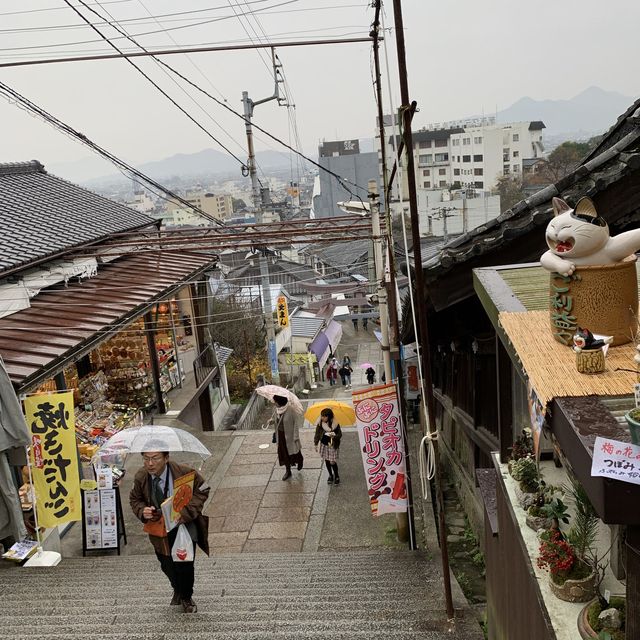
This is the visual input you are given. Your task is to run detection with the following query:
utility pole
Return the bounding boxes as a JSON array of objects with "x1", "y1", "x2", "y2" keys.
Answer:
[
  {"x1": 368, "y1": 180, "x2": 392, "y2": 383},
  {"x1": 259, "y1": 252, "x2": 280, "y2": 385},
  {"x1": 392, "y1": 0, "x2": 455, "y2": 619},
  {"x1": 241, "y1": 48, "x2": 287, "y2": 223},
  {"x1": 430, "y1": 206, "x2": 458, "y2": 244},
  {"x1": 371, "y1": 0, "x2": 417, "y2": 550}
]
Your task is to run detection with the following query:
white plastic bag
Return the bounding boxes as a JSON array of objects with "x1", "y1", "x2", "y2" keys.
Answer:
[{"x1": 171, "y1": 524, "x2": 194, "y2": 562}]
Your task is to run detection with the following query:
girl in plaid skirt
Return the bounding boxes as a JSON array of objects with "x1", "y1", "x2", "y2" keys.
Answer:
[{"x1": 313, "y1": 408, "x2": 343, "y2": 485}]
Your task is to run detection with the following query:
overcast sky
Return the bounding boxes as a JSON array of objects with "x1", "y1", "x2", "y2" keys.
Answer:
[{"x1": 1, "y1": 0, "x2": 639, "y2": 177}]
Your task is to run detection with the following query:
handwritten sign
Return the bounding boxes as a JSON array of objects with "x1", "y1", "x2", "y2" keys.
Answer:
[
  {"x1": 352, "y1": 384, "x2": 407, "y2": 516},
  {"x1": 591, "y1": 436, "x2": 640, "y2": 485},
  {"x1": 527, "y1": 382, "x2": 545, "y2": 458},
  {"x1": 24, "y1": 392, "x2": 82, "y2": 528},
  {"x1": 276, "y1": 295, "x2": 289, "y2": 328}
]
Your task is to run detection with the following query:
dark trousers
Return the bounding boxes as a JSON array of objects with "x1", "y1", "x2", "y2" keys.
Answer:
[{"x1": 156, "y1": 527, "x2": 196, "y2": 599}]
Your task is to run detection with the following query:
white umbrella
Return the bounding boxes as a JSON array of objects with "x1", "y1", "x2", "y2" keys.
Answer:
[
  {"x1": 95, "y1": 425, "x2": 211, "y2": 465},
  {"x1": 255, "y1": 384, "x2": 304, "y2": 415}
]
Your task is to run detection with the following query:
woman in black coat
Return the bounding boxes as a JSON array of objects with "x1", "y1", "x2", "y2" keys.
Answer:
[{"x1": 313, "y1": 408, "x2": 342, "y2": 484}]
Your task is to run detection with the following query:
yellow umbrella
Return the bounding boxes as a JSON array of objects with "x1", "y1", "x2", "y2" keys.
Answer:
[{"x1": 304, "y1": 401, "x2": 356, "y2": 426}]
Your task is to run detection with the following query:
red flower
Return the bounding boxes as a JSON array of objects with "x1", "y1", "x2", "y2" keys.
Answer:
[{"x1": 537, "y1": 529, "x2": 575, "y2": 576}]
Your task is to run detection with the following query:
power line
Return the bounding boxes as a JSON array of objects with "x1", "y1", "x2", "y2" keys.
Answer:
[
  {"x1": 0, "y1": 0, "x2": 133, "y2": 18},
  {"x1": 2, "y1": 0, "x2": 300, "y2": 54},
  {"x1": 0, "y1": 80, "x2": 223, "y2": 224},
  {"x1": 63, "y1": 0, "x2": 248, "y2": 189}
]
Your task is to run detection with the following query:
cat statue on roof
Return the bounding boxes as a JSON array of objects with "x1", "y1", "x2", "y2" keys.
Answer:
[{"x1": 540, "y1": 196, "x2": 640, "y2": 277}]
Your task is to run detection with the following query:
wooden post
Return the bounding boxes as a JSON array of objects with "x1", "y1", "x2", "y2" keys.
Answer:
[
  {"x1": 496, "y1": 336, "x2": 513, "y2": 463},
  {"x1": 626, "y1": 526, "x2": 640, "y2": 640},
  {"x1": 144, "y1": 311, "x2": 166, "y2": 414}
]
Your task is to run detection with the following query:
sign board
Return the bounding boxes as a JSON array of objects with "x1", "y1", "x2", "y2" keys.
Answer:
[
  {"x1": 285, "y1": 353, "x2": 312, "y2": 366},
  {"x1": 591, "y1": 436, "x2": 640, "y2": 486},
  {"x1": 82, "y1": 486, "x2": 126, "y2": 554},
  {"x1": 276, "y1": 295, "x2": 289, "y2": 328},
  {"x1": 268, "y1": 339, "x2": 278, "y2": 376},
  {"x1": 24, "y1": 392, "x2": 82, "y2": 528},
  {"x1": 352, "y1": 384, "x2": 407, "y2": 516}
]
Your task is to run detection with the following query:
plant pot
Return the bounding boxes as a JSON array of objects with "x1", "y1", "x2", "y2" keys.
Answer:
[
  {"x1": 624, "y1": 410, "x2": 640, "y2": 445},
  {"x1": 526, "y1": 512, "x2": 553, "y2": 531},
  {"x1": 515, "y1": 485, "x2": 537, "y2": 510},
  {"x1": 549, "y1": 569, "x2": 597, "y2": 603},
  {"x1": 549, "y1": 256, "x2": 638, "y2": 346},
  {"x1": 577, "y1": 596, "x2": 626, "y2": 639},
  {"x1": 575, "y1": 348, "x2": 606, "y2": 374}
]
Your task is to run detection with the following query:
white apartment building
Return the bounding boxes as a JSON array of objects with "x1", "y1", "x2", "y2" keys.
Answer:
[
  {"x1": 378, "y1": 116, "x2": 545, "y2": 209},
  {"x1": 162, "y1": 190, "x2": 234, "y2": 227}
]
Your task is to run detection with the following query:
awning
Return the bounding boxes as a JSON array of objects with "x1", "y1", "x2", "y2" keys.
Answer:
[
  {"x1": 0, "y1": 251, "x2": 218, "y2": 391},
  {"x1": 323, "y1": 319, "x2": 343, "y2": 350},
  {"x1": 309, "y1": 332, "x2": 330, "y2": 367}
]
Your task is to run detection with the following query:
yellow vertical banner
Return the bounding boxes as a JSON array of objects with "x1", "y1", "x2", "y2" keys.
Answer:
[
  {"x1": 24, "y1": 392, "x2": 82, "y2": 528},
  {"x1": 276, "y1": 295, "x2": 289, "y2": 327}
]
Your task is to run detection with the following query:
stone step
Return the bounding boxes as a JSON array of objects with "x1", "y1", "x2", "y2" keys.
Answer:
[{"x1": 2, "y1": 633, "x2": 470, "y2": 640}]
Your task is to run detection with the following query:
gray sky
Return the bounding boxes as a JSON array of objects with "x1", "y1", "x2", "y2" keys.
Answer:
[{"x1": 1, "y1": 0, "x2": 639, "y2": 177}]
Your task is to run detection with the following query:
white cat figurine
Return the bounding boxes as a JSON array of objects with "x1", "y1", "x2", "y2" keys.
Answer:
[{"x1": 541, "y1": 196, "x2": 640, "y2": 276}]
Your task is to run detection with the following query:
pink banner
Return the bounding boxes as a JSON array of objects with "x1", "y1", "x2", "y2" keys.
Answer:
[{"x1": 352, "y1": 384, "x2": 408, "y2": 516}]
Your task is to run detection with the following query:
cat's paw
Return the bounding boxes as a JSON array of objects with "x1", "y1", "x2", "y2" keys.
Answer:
[{"x1": 560, "y1": 262, "x2": 576, "y2": 277}]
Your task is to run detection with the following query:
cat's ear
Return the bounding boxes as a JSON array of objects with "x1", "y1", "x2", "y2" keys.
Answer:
[
  {"x1": 574, "y1": 197, "x2": 598, "y2": 219},
  {"x1": 552, "y1": 197, "x2": 571, "y2": 217}
]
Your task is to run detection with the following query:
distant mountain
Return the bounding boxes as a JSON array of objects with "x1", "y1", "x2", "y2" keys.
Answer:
[
  {"x1": 49, "y1": 147, "x2": 293, "y2": 185},
  {"x1": 498, "y1": 86, "x2": 636, "y2": 139}
]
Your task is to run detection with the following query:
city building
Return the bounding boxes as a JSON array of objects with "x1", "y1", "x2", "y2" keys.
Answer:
[
  {"x1": 378, "y1": 116, "x2": 545, "y2": 211},
  {"x1": 162, "y1": 190, "x2": 234, "y2": 227},
  {"x1": 313, "y1": 139, "x2": 380, "y2": 218}
]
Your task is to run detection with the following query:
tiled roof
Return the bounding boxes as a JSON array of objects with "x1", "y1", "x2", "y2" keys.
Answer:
[
  {"x1": 419, "y1": 102, "x2": 640, "y2": 280},
  {"x1": 0, "y1": 161, "x2": 156, "y2": 276}
]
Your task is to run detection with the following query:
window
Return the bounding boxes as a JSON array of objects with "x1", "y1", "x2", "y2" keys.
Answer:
[
  {"x1": 419, "y1": 140, "x2": 431, "y2": 149},
  {"x1": 513, "y1": 134, "x2": 520, "y2": 142},
  {"x1": 435, "y1": 139, "x2": 448, "y2": 148},
  {"x1": 462, "y1": 155, "x2": 471, "y2": 162},
  {"x1": 423, "y1": 181, "x2": 431, "y2": 188},
  {"x1": 422, "y1": 169, "x2": 430, "y2": 176},
  {"x1": 434, "y1": 153, "x2": 449, "y2": 162},
  {"x1": 473, "y1": 154, "x2": 483, "y2": 162},
  {"x1": 474, "y1": 136, "x2": 483, "y2": 144},
  {"x1": 513, "y1": 150, "x2": 519, "y2": 158},
  {"x1": 418, "y1": 154, "x2": 432, "y2": 165},
  {"x1": 513, "y1": 164, "x2": 520, "y2": 172},
  {"x1": 503, "y1": 149, "x2": 510, "y2": 162},
  {"x1": 463, "y1": 137, "x2": 470, "y2": 145},
  {"x1": 474, "y1": 181, "x2": 484, "y2": 189},
  {"x1": 474, "y1": 168, "x2": 483, "y2": 176},
  {"x1": 503, "y1": 165, "x2": 510, "y2": 175},
  {"x1": 453, "y1": 168, "x2": 460, "y2": 176},
  {"x1": 439, "y1": 180, "x2": 447, "y2": 187},
  {"x1": 452, "y1": 139, "x2": 460, "y2": 146},
  {"x1": 439, "y1": 168, "x2": 446, "y2": 175}
]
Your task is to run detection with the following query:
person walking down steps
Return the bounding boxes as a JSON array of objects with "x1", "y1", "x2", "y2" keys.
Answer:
[
  {"x1": 314, "y1": 408, "x2": 342, "y2": 485},
  {"x1": 270, "y1": 394, "x2": 304, "y2": 480}
]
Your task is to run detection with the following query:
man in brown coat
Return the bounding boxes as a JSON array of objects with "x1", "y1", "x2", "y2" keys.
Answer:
[{"x1": 129, "y1": 450, "x2": 210, "y2": 613}]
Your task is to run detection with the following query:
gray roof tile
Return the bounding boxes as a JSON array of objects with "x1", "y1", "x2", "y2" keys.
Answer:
[{"x1": 0, "y1": 160, "x2": 155, "y2": 276}]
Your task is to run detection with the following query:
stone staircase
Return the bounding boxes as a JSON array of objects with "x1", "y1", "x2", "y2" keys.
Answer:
[{"x1": 0, "y1": 550, "x2": 482, "y2": 639}]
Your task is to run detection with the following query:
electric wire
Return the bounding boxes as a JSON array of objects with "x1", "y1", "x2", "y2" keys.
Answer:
[
  {"x1": 1, "y1": 0, "x2": 300, "y2": 53},
  {"x1": 0, "y1": 80, "x2": 223, "y2": 225},
  {"x1": 63, "y1": 0, "x2": 248, "y2": 183}
]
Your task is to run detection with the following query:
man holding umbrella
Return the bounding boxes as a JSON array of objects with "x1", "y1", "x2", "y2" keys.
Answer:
[{"x1": 129, "y1": 441, "x2": 210, "y2": 613}]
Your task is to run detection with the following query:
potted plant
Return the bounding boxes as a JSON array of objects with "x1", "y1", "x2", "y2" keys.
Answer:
[
  {"x1": 623, "y1": 406, "x2": 640, "y2": 445},
  {"x1": 578, "y1": 596, "x2": 625, "y2": 639},
  {"x1": 537, "y1": 479, "x2": 599, "y2": 603},
  {"x1": 510, "y1": 456, "x2": 540, "y2": 509},
  {"x1": 526, "y1": 482, "x2": 561, "y2": 531},
  {"x1": 508, "y1": 429, "x2": 534, "y2": 474}
]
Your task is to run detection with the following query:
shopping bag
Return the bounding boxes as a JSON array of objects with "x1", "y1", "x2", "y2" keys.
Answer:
[{"x1": 171, "y1": 524, "x2": 194, "y2": 562}]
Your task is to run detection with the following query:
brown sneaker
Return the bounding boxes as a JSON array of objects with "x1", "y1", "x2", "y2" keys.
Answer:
[
  {"x1": 182, "y1": 598, "x2": 198, "y2": 613},
  {"x1": 170, "y1": 590, "x2": 181, "y2": 606}
]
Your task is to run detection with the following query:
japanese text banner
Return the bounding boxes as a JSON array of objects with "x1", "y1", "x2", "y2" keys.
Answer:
[
  {"x1": 592, "y1": 436, "x2": 640, "y2": 486},
  {"x1": 25, "y1": 392, "x2": 81, "y2": 528},
  {"x1": 352, "y1": 383, "x2": 407, "y2": 516}
]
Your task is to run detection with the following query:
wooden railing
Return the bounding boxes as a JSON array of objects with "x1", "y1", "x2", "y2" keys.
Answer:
[{"x1": 193, "y1": 343, "x2": 218, "y2": 388}]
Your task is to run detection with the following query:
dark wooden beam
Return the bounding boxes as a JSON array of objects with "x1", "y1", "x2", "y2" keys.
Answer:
[{"x1": 496, "y1": 336, "x2": 514, "y2": 463}]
